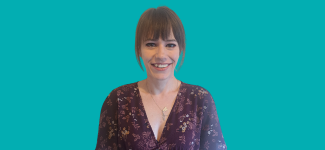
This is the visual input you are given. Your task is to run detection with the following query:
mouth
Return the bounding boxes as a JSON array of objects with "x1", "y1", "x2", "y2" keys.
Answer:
[{"x1": 151, "y1": 63, "x2": 172, "y2": 68}]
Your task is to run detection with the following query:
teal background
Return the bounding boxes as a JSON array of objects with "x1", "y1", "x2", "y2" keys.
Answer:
[{"x1": 0, "y1": 0, "x2": 324, "y2": 149}]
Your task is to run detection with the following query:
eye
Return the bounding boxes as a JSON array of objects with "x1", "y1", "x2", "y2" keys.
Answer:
[
  {"x1": 146, "y1": 43, "x2": 156, "y2": 47},
  {"x1": 166, "y1": 44, "x2": 176, "y2": 48}
]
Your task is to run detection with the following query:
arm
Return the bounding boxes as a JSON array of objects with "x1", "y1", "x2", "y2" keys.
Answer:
[
  {"x1": 95, "y1": 90, "x2": 118, "y2": 150},
  {"x1": 200, "y1": 92, "x2": 227, "y2": 150}
]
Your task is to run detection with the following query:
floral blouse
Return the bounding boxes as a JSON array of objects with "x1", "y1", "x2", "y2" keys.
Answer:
[{"x1": 95, "y1": 81, "x2": 227, "y2": 150}]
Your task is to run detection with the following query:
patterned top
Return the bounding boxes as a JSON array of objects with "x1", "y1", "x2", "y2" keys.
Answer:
[{"x1": 95, "y1": 81, "x2": 227, "y2": 150}]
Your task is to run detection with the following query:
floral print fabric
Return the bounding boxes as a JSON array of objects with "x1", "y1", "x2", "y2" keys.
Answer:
[{"x1": 95, "y1": 81, "x2": 227, "y2": 150}]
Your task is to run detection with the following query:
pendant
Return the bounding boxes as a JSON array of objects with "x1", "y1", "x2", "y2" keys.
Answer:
[
  {"x1": 162, "y1": 107, "x2": 167, "y2": 120},
  {"x1": 163, "y1": 107, "x2": 167, "y2": 112}
]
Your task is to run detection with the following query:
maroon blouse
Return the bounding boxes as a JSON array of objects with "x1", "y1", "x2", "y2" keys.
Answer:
[{"x1": 95, "y1": 81, "x2": 227, "y2": 150}]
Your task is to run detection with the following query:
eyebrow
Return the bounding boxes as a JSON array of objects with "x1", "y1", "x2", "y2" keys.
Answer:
[{"x1": 146, "y1": 39, "x2": 177, "y2": 42}]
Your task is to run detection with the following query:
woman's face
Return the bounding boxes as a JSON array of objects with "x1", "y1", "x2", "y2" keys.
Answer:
[{"x1": 140, "y1": 31, "x2": 180, "y2": 80}]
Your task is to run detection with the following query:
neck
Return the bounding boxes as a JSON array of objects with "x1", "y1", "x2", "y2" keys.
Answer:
[{"x1": 145, "y1": 76, "x2": 179, "y2": 96}]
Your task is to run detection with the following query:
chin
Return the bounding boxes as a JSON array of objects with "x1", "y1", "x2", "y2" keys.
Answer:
[{"x1": 152, "y1": 74, "x2": 172, "y2": 80}]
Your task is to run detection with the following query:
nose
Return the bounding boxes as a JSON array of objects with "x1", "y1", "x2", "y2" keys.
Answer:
[{"x1": 155, "y1": 43, "x2": 167, "y2": 62}]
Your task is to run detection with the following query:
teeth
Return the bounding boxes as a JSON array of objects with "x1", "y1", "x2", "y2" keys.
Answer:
[{"x1": 153, "y1": 64, "x2": 169, "y2": 68}]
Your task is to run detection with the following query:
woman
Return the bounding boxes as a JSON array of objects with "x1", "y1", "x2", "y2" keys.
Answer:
[{"x1": 95, "y1": 6, "x2": 227, "y2": 150}]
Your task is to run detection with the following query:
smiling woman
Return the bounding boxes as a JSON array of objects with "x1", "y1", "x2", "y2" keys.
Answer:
[{"x1": 95, "y1": 6, "x2": 227, "y2": 150}]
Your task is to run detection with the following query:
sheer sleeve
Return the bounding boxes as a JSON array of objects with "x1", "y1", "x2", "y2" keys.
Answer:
[
  {"x1": 200, "y1": 92, "x2": 227, "y2": 150},
  {"x1": 95, "y1": 90, "x2": 119, "y2": 150}
]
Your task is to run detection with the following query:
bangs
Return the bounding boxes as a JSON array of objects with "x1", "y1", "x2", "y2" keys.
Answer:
[{"x1": 140, "y1": 10, "x2": 173, "y2": 42}]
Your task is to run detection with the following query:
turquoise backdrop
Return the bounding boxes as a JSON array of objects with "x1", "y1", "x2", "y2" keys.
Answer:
[{"x1": 0, "y1": 0, "x2": 324, "y2": 149}]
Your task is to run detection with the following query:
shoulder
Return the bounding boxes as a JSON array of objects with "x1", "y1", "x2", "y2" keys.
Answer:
[
  {"x1": 180, "y1": 81, "x2": 216, "y2": 111},
  {"x1": 181, "y1": 81, "x2": 209, "y2": 91},
  {"x1": 181, "y1": 81, "x2": 211, "y2": 99},
  {"x1": 107, "y1": 81, "x2": 138, "y2": 99},
  {"x1": 102, "y1": 81, "x2": 139, "y2": 108}
]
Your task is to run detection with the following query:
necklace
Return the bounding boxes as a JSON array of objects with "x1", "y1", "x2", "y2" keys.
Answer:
[{"x1": 146, "y1": 79, "x2": 179, "y2": 121}]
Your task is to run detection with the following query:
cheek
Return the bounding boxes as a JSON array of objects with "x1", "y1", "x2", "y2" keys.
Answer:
[{"x1": 171, "y1": 51, "x2": 180, "y2": 63}]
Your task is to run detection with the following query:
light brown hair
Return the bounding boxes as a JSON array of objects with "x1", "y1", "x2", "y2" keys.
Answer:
[{"x1": 135, "y1": 6, "x2": 186, "y2": 72}]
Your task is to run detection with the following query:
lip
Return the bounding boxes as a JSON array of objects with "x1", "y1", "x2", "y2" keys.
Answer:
[
  {"x1": 151, "y1": 63, "x2": 171, "y2": 71},
  {"x1": 151, "y1": 63, "x2": 172, "y2": 65}
]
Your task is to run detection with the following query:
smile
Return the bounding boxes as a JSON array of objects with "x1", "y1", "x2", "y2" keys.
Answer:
[
  {"x1": 151, "y1": 63, "x2": 172, "y2": 71},
  {"x1": 151, "y1": 63, "x2": 171, "y2": 68}
]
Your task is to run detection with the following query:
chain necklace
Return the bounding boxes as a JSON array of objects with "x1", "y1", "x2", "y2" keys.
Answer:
[{"x1": 146, "y1": 79, "x2": 179, "y2": 121}]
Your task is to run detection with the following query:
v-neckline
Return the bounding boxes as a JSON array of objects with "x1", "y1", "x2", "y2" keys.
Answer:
[{"x1": 136, "y1": 80, "x2": 183, "y2": 143}]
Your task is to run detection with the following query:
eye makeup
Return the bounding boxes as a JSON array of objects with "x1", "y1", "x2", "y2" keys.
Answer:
[{"x1": 145, "y1": 43, "x2": 177, "y2": 48}]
